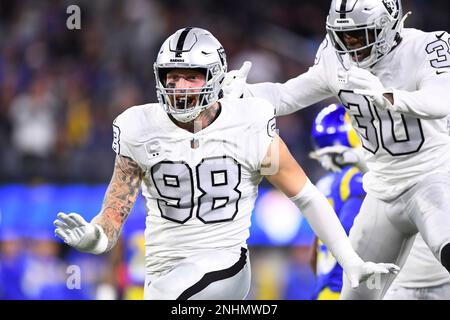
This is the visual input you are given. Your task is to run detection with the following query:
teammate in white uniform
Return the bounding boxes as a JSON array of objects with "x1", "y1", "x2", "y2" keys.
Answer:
[
  {"x1": 53, "y1": 27, "x2": 397, "y2": 300},
  {"x1": 311, "y1": 108, "x2": 450, "y2": 301},
  {"x1": 385, "y1": 117, "x2": 450, "y2": 299},
  {"x1": 223, "y1": 0, "x2": 450, "y2": 299}
]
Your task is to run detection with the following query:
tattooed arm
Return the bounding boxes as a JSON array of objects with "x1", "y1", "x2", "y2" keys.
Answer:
[
  {"x1": 91, "y1": 155, "x2": 144, "y2": 251},
  {"x1": 54, "y1": 155, "x2": 143, "y2": 254}
]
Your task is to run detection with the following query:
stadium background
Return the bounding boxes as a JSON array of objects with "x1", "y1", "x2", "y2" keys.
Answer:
[{"x1": 0, "y1": 0, "x2": 448, "y2": 299}]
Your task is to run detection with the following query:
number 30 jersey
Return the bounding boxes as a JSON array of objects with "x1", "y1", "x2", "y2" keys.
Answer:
[
  {"x1": 246, "y1": 28, "x2": 450, "y2": 200},
  {"x1": 112, "y1": 98, "x2": 276, "y2": 274}
]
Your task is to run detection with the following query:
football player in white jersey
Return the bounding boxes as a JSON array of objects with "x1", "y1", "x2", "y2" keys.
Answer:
[
  {"x1": 53, "y1": 27, "x2": 398, "y2": 300},
  {"x1": 310, "y1": 106, "x2": 450, "y2": 301},
  {"x1": 385, "y1": 117, "x2": 450, "y2": 300},
  {"x1": 322, "y1": 119, "x2": 450, "y2": 301},
  {"x1": 223, "y1": 0, "x2": 450, "y2": 300}
]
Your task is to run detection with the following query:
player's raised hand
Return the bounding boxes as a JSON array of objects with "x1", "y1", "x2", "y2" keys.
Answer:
[
  {"x1": 309, "y1": 145, "x2": 353, "y2": 172},
  {"x1": 222, "y1": 61, "x2": 252, "y2": 98},
  {"x1": 54, "y1": 212, "x2": 108, "y2": 254},
  {"x1": 345, "y1": 260, "x2": 400, "y2": 289},
  {"x1": 347, "y1": 67, "x2": 394, "y2": 111},
  {"x1": 309, "y1": 145, "x2": 368, "y2": 173}
]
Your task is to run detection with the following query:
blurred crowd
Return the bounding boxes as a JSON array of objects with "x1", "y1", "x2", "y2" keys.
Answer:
[
  {"x1": 0, "y1": 0, "x2": 448, "y2": 184},
  {"x1": 0, "y1": 0, "x2": 448, "y2": 300}
]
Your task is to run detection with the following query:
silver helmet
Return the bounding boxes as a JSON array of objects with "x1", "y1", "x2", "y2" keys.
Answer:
[
  {"x1": 154, "y1": 27, "x2": 227, "y2": 123},
  {"x1": 326, "y1": 0, "x2": 403, "y2": 69}
]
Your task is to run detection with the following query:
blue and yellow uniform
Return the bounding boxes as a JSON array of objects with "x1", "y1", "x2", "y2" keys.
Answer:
[
  {"x1": 313, "y1": 166, "x2": 365, "y2": 300},
  {"x1": 310, "y1": 103, "x2": 365, "y2": 300}
]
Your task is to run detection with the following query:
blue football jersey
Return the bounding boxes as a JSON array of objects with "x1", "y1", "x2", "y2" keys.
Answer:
[{"x1": 313, "y1": 166, "x2": 365, "y2": 298}]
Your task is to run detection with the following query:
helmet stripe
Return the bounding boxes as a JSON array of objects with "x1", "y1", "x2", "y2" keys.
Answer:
[
  {"x1": 339, "y1": 0, "x2": 348, "y2": 19},
  {"x1": 175, "y1": 27, "x2": 193, "y2": 54}
]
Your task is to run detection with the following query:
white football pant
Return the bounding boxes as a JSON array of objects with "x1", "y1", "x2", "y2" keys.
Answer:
[{"x1": 144, "y1": 247, "x2": 251, "y2": 300}]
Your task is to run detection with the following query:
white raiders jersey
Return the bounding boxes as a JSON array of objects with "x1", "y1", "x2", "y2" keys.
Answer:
[
  {"x1": 112, "y1": 98, "x2": 276, "y2": 274},
  {"x1": 246, "y1": 28, "x2": 450, "y2": 200}
]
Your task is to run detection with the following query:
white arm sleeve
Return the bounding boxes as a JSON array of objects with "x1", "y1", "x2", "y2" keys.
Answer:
[
  {"x1": 290, "y1": 179, "x2": 363, "y2": 269},
  {"x1": 245, "y1": 64, "x2": 333, "y2": 116},
  {"x1": 392, "y1": 31, "x2": 450, "y2": 119},
  {"x1": 392, "y1": 71, "x2": 450, "y2": 119},
  {"x1": 244, "y1": 37, "x2": 335, "y2": 116}
]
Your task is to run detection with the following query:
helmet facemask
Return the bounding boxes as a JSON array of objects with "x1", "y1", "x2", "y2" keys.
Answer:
[
  {"x1": 154, "y1": 63, "x2": 224, "y2": 123},
  {"x1": 326, "y1": 0, "x2": 403, "y2": 69}
]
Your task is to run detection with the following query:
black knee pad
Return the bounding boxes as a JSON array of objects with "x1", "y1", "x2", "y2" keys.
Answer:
[{"x1": 441, "y1": 243, "x2": 450, "y2": 273}]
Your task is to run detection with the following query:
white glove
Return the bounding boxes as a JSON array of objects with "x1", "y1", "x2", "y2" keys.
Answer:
[
  {"x1": 330, "y1": 239, "x2": 399, "y2": 289},
  {"x1": 290, "y1": 181, "x2": 399, "y2": 290},
  {"x1": 309, "y1": 145, "x2": 366, "y2": 173},
  {"x1": 221, "y1": 61, "x2": 252, "y2": 98},
  {"x1": 344, "y1": 258, "x2": 400, "y2": 289},
  {"x1": 347, "y1": 67, "x2": 394, "y2": 111},
  {"x1": 54, "y1": 212, "x2": 108, "y2": 254}
]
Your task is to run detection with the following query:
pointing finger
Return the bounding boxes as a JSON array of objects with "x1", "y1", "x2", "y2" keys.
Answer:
[{"x1": 237, "y1": 61, "x2": 252, "y2": 78}]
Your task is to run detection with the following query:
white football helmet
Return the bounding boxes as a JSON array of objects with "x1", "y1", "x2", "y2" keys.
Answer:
[
  {"x1": 154, "y1": 27, "x2": 227, "y2": 123},
  {"x1": 326, "y1": 0, "x2": 403, "y2": 69}
]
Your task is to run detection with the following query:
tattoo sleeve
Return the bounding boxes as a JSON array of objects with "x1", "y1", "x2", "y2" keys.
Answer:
[{"x1": 91, "y1": 155, "x2": 143, "y2": 251}]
